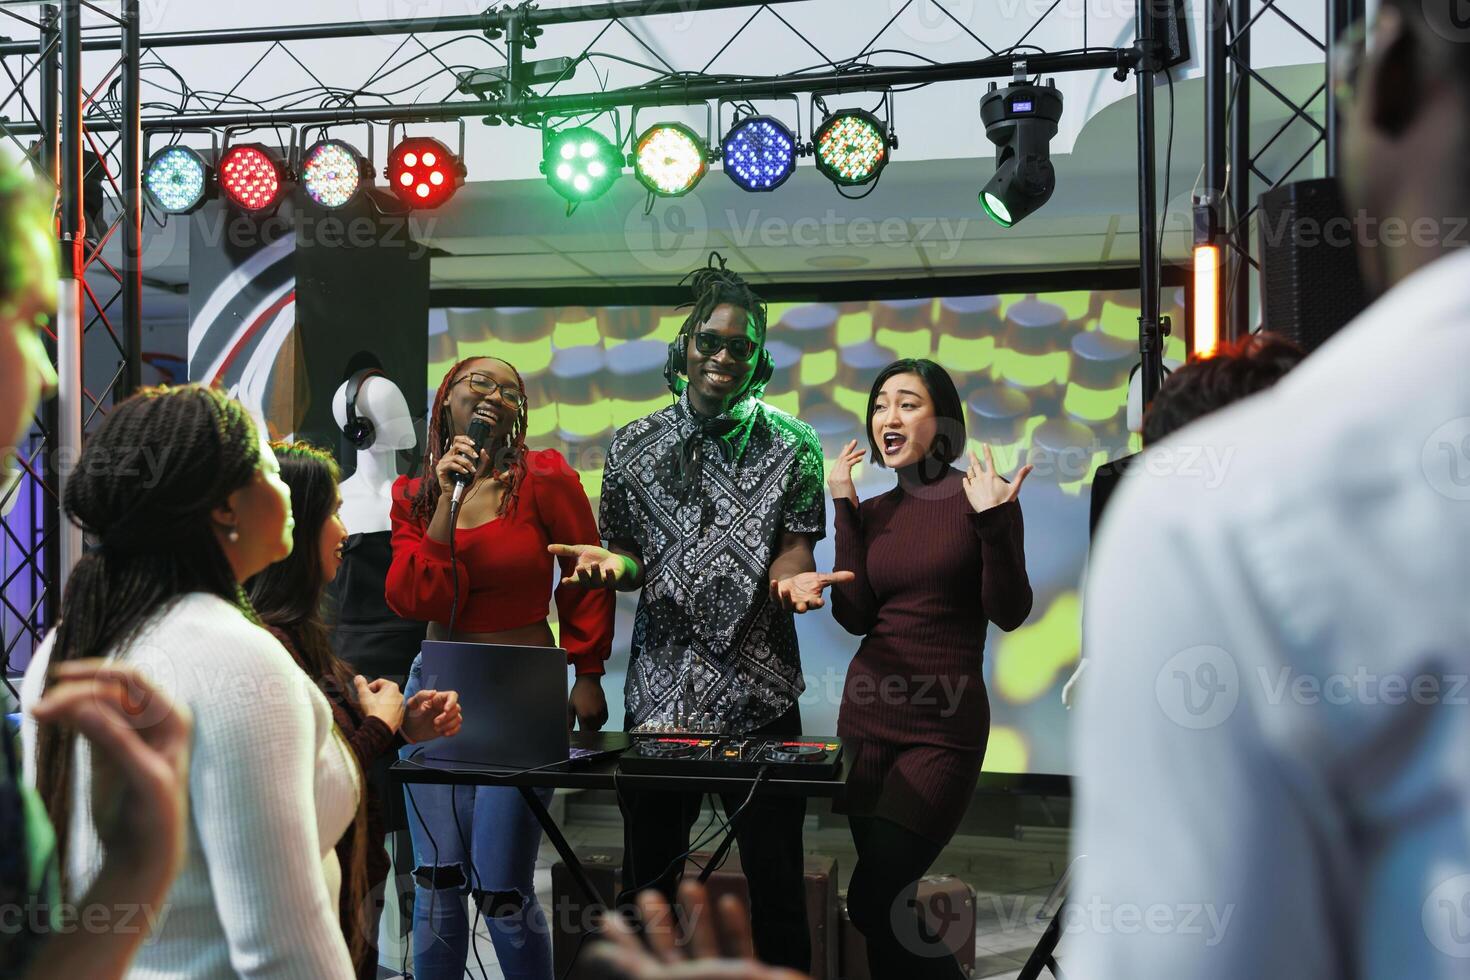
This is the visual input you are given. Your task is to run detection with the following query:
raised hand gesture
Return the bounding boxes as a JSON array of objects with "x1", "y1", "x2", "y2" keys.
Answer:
[
  {"x1": 592, "y1": 881, "x2": 810, "y2": 980},
  {"x1": 962, "y1": 445, "x2": 1032, "y2": 514},
  {"x1": 548, "y1": 543, "x2": 628, "y2": 589},
  {"x1": 827, "y1": 439, "x2": 865, "y2": 505},
  {"x1": 770, "y1": 570, "x2": 856, "y2": 614}
]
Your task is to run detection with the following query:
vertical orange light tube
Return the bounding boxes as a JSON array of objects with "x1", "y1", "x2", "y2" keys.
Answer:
[{"x1": 1192, "y1": 244, "x2": 1220, "y2": 359}]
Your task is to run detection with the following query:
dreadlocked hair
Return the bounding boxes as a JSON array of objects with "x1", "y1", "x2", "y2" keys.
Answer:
[
  {"x1": 409, "y1": 356, "x2": 530, "y2": 525},
  {"x1": 243, "y1": 441, "x2": 370, "y2": 969},
  {"x1": 676, "y1": 249, "x2": 768, "y2": 347},
  {"x1": 35, "y1": 384, "x2": 263, "y2": 892}
]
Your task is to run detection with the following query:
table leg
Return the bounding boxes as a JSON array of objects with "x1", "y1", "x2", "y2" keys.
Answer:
[{"x1": 519, "y1": 785, "x2": 608, "y2": 910}]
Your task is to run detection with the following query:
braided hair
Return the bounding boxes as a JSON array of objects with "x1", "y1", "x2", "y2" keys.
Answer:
[
  {"x1": 243, "y1": 442, "x2": 371, "y2": 969},
  {"x1": 408, "y1": 356, "x2": 529, "y2": 525},
  {"x1": 671, "y1": 251, "x2": 768, "y2": 396},
  {"x1": 34, "y1": 384, "x2": 263, "y2": 887}
]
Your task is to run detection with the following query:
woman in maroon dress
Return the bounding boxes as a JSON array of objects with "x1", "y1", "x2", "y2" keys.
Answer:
[{"x1": 830, "y1": 358, "x2": 1033, "y2": 979}]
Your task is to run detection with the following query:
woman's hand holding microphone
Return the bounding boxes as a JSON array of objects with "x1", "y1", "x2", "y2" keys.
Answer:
[{"x1": 435, "y1": 435, "x2": 489, "y2": 497}]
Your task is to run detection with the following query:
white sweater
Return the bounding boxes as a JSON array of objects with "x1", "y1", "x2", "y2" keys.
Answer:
[{"x1": 21, "y1": 592, "x2": 359, "y2": 979}]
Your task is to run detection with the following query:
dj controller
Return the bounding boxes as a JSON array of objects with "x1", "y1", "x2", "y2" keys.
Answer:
[{"x1": 620, "y1": 734, "x2": 845, "y2": 780}]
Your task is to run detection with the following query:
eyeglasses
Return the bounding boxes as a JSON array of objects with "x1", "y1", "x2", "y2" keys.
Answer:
[
  {"x1": 455, "y1": 372, "x2": 526, "y2": 410},
  {"x1": 692, "y1": 331, "x2": 759, "y2": 362}
]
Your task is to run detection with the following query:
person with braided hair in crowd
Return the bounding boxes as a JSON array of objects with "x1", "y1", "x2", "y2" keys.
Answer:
[
  {"x1": 550, "y1": 253, "x2": 851, "y2": 972},
  {"x1": 385, "y1": 355, "x2": 613, "y2": 979},
  {"x1": 20, "y1": 384, "x2": 359, "y2": 978},
  {"x1": 245, "y1": 441, "x2": 463, "y2": 979}
]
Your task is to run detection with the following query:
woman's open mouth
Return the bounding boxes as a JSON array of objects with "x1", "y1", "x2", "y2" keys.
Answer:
[
  {"x1": 472, "y1": 403, "x2": 501, "y2": 425},
  {"x1": 883, "y1": 432, "x2": 908, "y2": 457}
]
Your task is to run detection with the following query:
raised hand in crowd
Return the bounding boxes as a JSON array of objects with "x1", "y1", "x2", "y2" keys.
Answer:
[{"x1": 591, "y1": 882, "x2": 811, "y2": 980}]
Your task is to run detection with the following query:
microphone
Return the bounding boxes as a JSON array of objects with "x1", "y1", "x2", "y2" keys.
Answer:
[{"x1": 449, "y1": 417, "x2": 492, "y2": 509}]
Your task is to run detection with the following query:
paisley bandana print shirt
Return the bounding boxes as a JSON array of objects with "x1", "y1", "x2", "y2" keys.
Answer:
[{"x1": 600, "y1": 390, "x2": 826, "y2": 733}]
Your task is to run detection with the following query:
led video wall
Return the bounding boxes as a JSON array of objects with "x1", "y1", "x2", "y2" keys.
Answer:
[{"x1": 429, "y1": 287, "x2": 1186, "y2": 777}]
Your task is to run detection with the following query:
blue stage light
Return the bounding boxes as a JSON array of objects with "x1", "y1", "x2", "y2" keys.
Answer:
[
  {"x1": 143, "y1": 145, "x2": 209, "y2": 214},
  {"x1": 721, "y1": 116, "x2": 796, "y2": 192}
]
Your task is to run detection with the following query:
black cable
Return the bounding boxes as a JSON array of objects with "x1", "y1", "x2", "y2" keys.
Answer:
[
  {"x1": 1159, "y1": 66, "x2": 1175, "y2": 351},
  {"x1": 402, "y1": 747, "x2": 464, "y2": 977},
  {"x1": 694, "y1": 766, "x2": 770, "y2": 885},
  {"x1": 449, "y1": 784, "x2": 492, "y2": 980},
  {"x1": 610, "y1": 769, "x2": 759, "y2": 906},
  {"x1": 447, "y1": 501, "x2": 460, "y2": 641}
]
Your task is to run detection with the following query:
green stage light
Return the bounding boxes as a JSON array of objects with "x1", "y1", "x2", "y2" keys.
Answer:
[
  {"x1": 633, "y1": 123, "x2": 707, "y2": 197},
  {"x1": 542, "y1": 127, "x2": 621, "y2": 203},
  {"x1": 981, "y1": 191, "x2": 1014, "y2": 227},
  {"x1": 813, "y1": 109, "x2": 889, "y2": 187},
  {"x1": 979, "y1": 79, "x2": 1064, "y2": 227}
]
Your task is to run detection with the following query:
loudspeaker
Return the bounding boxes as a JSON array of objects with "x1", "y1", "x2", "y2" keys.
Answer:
[{"x1": 1257, "y1": 177, "x2": 1369, "y2": 354}]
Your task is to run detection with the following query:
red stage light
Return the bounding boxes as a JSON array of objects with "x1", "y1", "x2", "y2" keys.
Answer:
[
  {"x1": 386, "y1": 137, "x2": 465, "y2": 209},
  {"x1": 218, "y1": 143, "x2": 286, "y2": 214}
]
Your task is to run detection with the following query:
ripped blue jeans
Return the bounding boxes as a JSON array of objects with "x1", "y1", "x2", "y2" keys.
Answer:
[{"x1": 401, "y1": 654, "x2": 553, "y2": 979}]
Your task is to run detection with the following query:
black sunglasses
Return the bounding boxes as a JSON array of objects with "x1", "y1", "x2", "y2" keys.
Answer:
[{"x1": 692, "y1": 331, "x2": 759, "y2": 362}]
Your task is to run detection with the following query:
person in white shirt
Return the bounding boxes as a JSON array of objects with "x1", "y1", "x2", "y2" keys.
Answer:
[
  {"x1": 23, "y1": 384, "x2": 358, "y2": 979},
  {"x1": 1068, "y1": 1, "x2": 1470, "y2": 976}
]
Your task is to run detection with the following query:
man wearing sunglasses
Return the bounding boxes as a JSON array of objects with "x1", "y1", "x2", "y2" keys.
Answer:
[
  {"x1": 1068, "y1": 1, "x2": 1470, "y2": 977},
  {"x1": 550, "y1": 254, "x2": 849, "y2": 971}
]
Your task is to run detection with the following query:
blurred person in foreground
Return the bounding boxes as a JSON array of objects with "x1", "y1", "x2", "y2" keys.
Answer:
[
  {"x1": 0, "y1": 150, "x2": 193, "y2": 977},
  {"x1": 1069, "y1": 1, "x2": 1470, "y2": 976},
  {"x1": 1064, "y1": 332, "x2": 1305, "y2": 706}
]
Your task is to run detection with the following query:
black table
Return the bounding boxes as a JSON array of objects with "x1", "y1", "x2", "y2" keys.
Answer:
[{"x1": 389, "y1": 730, "x2": 850, "y2": 911}]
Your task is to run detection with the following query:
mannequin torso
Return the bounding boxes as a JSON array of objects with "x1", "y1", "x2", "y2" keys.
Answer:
[{"x1": 332, "y1": 373, "x2": 418, "y2": 535}]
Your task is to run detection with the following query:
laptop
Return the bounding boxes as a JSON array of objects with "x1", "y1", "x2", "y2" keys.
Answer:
[{"x1": 414, "y1": 640, "x2": 626, "y2": 770}]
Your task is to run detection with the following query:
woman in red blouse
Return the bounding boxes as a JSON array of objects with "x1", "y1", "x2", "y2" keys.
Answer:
[{"x1": 386, "y1": 355, "x2": 614, "y2": 979}]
